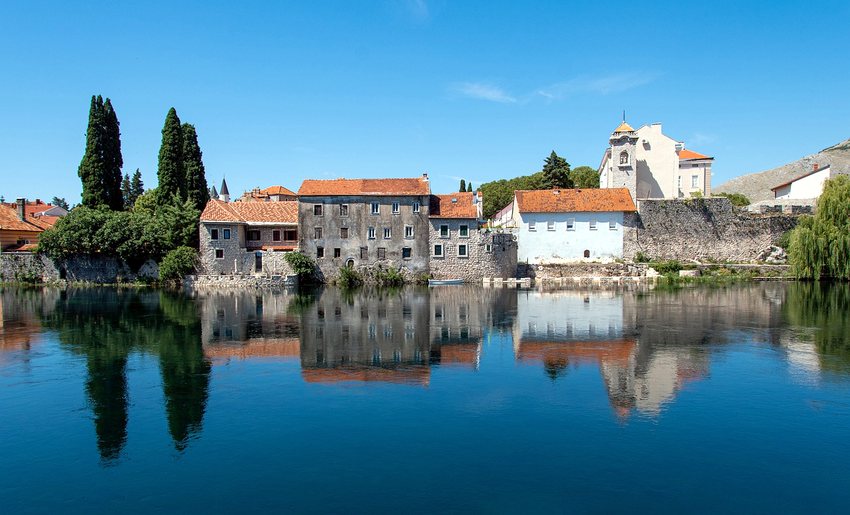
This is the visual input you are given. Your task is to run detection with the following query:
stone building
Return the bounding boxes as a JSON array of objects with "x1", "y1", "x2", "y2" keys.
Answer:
[
  {"x1": 500, "y1": 188, "x2": 636, "y2": 264},
  {"x1": 296, "y1": 176, "x2": 432, "y2": 281},
  {"x1": 428, "y1": 191, "x2": 517, "y2": 281},
  {"x1": 199, "y1": 199, "x2": 298, "y2": 276},
  {"x1": 598, "y1": 121, "x2": 714, "y2": 200}
]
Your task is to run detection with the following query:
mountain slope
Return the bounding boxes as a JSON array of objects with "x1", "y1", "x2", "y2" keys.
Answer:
[{"x1": 714, "y1": 138, "x2": 850, "y2": 202}]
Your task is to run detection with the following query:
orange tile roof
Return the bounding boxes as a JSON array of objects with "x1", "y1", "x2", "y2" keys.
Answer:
[
  {"x1": 0, "y1": 201, "x2": 64, "y2": 230},
  {"x1": 298, "y1": 177, "x2": 430, "y2": 196},
  {"x1": 0, "y1": 204, "x2": 46, "y2": 233},
  {"x1": 678, "y1": 149, "x2": 713, "y2": 160},
  {"x1": 516, "y1": 339, "x2": 636, "y2": 365},
  {"x1": 613, "y1": 121, "x2": 635, "y2": 133},
  {"x1": 261, "y1": 185, "x2": 297, "y2": 196},
  {"x1": 429, "y1": 192, "x2": 479, "y2": 219},
  {"x1": 439, "y1": 343, "x2": 480, "y2": 365},
  {"x1": 301, "y1": 365, "x2": 430, "y2": 386},
  {"x1": 200, "y1": 199, "x2": 298, "y2": 224},
  {"x1": 259, "y1": 245, "x2": 297, "y2": 251},
  {"x1": 204, "y1": 338, "x2": 300, "y2": 360},
  {"x1": 515, "y1": 188, "x2": 636, "y2": 213}
]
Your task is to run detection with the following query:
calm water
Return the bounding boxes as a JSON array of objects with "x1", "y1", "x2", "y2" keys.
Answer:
[{"x1": 1, "y1": 283, "x2": 849, "y2": 513}]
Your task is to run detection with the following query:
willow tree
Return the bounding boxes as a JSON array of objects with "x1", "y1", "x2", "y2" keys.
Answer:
[{"x1": 788, "y1": 175, "x2": 850, "y2": 279}]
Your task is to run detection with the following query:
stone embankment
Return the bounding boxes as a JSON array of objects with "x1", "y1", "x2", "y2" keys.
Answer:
[
  {"x1": 1, "y1": 253, "x2": 158, "y2": 284},
  {"x1": 185, "y1": 274, "x2": 298, "y2": 289}
]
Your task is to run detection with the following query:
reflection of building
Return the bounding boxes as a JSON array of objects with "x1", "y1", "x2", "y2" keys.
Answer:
[{"x1": 0, "y1": 288, "x2": 59, "y2": 365}]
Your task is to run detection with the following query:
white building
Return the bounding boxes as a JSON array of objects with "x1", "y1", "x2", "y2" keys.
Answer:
[
  {"x1": 598, "y1": 121, "x2": 713, "y2": 200},
  {"x1": 504, "y1": 188, "x2": 636, "y2": 264},
  {"x1": 771, "y1": 164, "x2": 847, "y2": 200}
]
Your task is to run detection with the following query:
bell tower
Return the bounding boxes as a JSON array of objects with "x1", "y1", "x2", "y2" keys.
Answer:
[{"x1": 607, "y1": 120, "x2": 638, "y2": 199}]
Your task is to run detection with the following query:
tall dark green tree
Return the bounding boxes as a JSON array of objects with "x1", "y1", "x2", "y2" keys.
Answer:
[
  {"x1": 459, "y1": 179, "x2": 466, "y2": 192},
  {"x1": 103, "y1": 99, "x2": 124, "y2": 210},
  {"x1": 78, "y1": 96, "x2": 108, "y2": 208},
  {"x1": 467, "y1": 182, "x2": 474, "y2": 192},
  {"x1": 182, "y1": 123, "x2": 209, "y2": 211},
  {"x1": 157, "y1": 108, "x2": 185, "y2": 205},
  {"x1": 541, "y1": 150, "x2": 572, "y2": 189},
  {"x1": 129, "y1": 168, "x2": 144, "y2": 207},
  {"x1": 121, "y1": 173, "x2": 132, "y2": 207}
]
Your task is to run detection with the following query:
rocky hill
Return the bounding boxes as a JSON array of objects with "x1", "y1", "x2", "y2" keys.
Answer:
[{"x1": 714, "y1": 138, "x2": 850, "y2": 202}]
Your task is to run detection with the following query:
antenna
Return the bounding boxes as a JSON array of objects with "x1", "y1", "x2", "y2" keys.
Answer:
[{"x1": 622, "y1": 110, "x2": 626, "y2": 122}]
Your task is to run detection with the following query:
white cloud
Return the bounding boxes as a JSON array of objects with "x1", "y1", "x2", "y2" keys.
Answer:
[
  {"x1": 451, "y1": 82, "x2": 517, "y2": 103},
  {"x1": 405, "y1": 0, "x2": 430, "y2": 21},
  {"x1": 535, "y1": 72, "x2": 657, "y2": 100}
]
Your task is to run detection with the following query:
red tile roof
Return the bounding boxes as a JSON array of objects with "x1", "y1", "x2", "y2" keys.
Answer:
[
  {"x1": 516, "y1": 339, "x2": 636, "y2": 365},
  {"x1": 200, "y1": 199, "x2": 298, "y2": 224},
  {"x1": 298, "y1": 177, "x2": 430, "y2": 196},
  {"x1": 301, "y1": 365, "x2": 430, "y2": 386},
  {"x1": 429, "y1": 192, "x2": 479, "y2": 219},
  {"x1": 261, "y1": 185, "x2": 297, "y2": 196},
  {"x1": 515, "y1": 188, "x2": 636, "y2": 213},
  {"x1": 0, "y1": 204, "x2": 47, "y2": 232},
  {"x1": 204, "y1": 338, "x2": 300, "y2": 361},
  {"x1": 678, "y1": 149, "x2": 713, "y2": 160}
]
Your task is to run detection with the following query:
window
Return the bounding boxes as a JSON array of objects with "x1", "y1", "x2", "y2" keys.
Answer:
[
  {"x1": 360, "y1": 247, "x2": 368, "y2": 259},
  {"x1": 314, "y1": 227, "x2": 323, "y2": 239},
  {"x1": 223, "y1": 228, "x2": 231, "y2": 239},
  {"x1": 458, "y1": 244, "x2": 468, "y2": 257},
  {"x1": 273, "y1": 230, "x2": 281, "y2": 241},
  {"x1": 402, "y1": 247, "x2": 412, "y2": 259},
  {"x1": 248, "y1": 230, "x2": 261, "y2": 241},
  {"x1": 485, "y1": 243, "x2": 492, "y2": 253},
  {"x1": 346, "y1": 259, "x2": 354, "y2": 268},
  {"x1": 339, "y1": 204, "x2": 349, "y2": 216},
  {"x1": 589, "y1": 221, "x2": 597, "y2": 231},
  {"x1": 547, "y1": 221, "x2": 555, "y2": 231},
  {"x1": 313, "y1": 204, "x2": 323, "y2": 216},
  {"x1": 368, "y1": 226, "x2": 376, "y2": 239},
  {"x1": 316, "y1": 246, "x2": 324, "y2": 258},
  {"x1": 383, "y1": 227, "x2": 392, "y2": 239},
  {"x1": 609, "y1": 220, "x2": 617, "y2": 231},
  {"x1": 440, "y1": 224, "x2": 449, "y2": 238},
  {"x1": 392, "y1": 202, "x2": 400, "y2": 214},
  {"x1": 566, "y1": 218, "x2": 575, "y2": 231},
  {"x1": 371, "y1": 202, "x2": 380, "y2": 215},
  {"x1": 333, "y1": 248, "x2": 341, "y2": 258},
  {"x1": 377, "y1": 247, "x2": 386, "y2": 260},
  {"x1": 215, "y1": 249, "x2": 224, "y2": 259},
  {"x1": 340, "y1": 227, "x2": 349, "y2": 239},
  {"x1": 528, "y1": 221, "x2": 536, "y2": 232},
  {"x1": 459, "y1": 224, "x2": 469, "y2": 237},
  {"x1": 284, "y1": 229, "x2": 297, "y2": 241},
  {"x1": 404, "y1": 225, "x2": 414, "y2": 239},
  {"x1": 619, "y1": 151, "x2": 629, "y2": 165},
  {"x1": 583, "y1": 249, "x2": 590, "y2": 258},
  {"x1": 691, "y1": 175, "x2": 699, "y2": 188},
  {"x1": 210, "y1": 229, "x2": 219, "y2": 240},
  {"x1": 434, "y1": 244, "x2": 443, "y2": 257},
  {"x1": 412, "y1": 201, "x2": 420, "y2": 213},
  {"x1": 678, "y1": 176, "x2": 682, "y2": 189}
]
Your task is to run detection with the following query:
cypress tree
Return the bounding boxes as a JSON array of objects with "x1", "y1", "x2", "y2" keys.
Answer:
[
  {"x1": 468, "y1": 182, "x2": 474, "y2": 192},
  {"x1": 157, "y1": 108, "x2": 185, "y2": 205},
  {"x1": 102, "y1": 99, "x2": 124, "y2": 210},
  {"x1": 79, "y1": 95, "x2": 108, "y2": 208},
  {"x1": 182, "y1": 123, "x2": 209, "y2": 211},
  {"x1": 121, "y1": 173, "x2": 131, "y2": 208},
  {"x1": 129, "y1": 168, "x2": 144, "y2": 207},
  {"x1": 459, "y1": 179, "x2": 466, "y2": 192}
]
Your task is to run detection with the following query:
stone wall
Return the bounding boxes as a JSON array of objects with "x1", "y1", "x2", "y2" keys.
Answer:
[
  {"x1": 428, "y1": 221, "x2": 517, "y2": 281},
  {"x1": 1, "y1": 253, "x2": 158, "y2": 283},
  {"x1": 624, "y1": 198, "x2": 798, "y2": 262},
  {"x1": 185, "y1": 273, "x2": 298, "y2": 290},
  {"x1": 518, "y1": 262, "x2": 649, "y2": 279}
]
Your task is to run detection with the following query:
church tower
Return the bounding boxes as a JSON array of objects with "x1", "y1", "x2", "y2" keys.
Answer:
[
  {"x1": 607, "y1": 121, "x2": 638, "y2": 199},
  {"x1": 219, "y1": 178, "x2": 230, "y2": 202}
]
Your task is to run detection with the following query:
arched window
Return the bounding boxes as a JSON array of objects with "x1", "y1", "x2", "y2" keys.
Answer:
[
  {"x1": 583, "y1": 249, "x2": 590, "y2": 258},
  {"x1": 345, "y1": 259, "x2": 355, "y2": 268},
  {"x1": 619, "y1": 151, "x2": 629, "y2": 165}
]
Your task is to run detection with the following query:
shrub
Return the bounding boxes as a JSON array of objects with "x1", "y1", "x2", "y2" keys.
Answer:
[
  {"x1": 158, "y1": 246, "x2": 198, "y2": 283},
  {"x1": 714, "y1": 192, "x2": 751, "y2": 207},
  {"x1": 337, "y1": 266, "x2": 363, "y2": 289},
  {"x1": 634, "y1": 251, "x2": 651, "y2": 263},
  {"x1": 650, "y1": 260, "x2": 683, "y2": 275},
  {"x1": 283, "y1": 251, "x2": 317, "y2": 280},
  {"x1": 375, "y1": 266, "x2": 405, "y2": 287}
]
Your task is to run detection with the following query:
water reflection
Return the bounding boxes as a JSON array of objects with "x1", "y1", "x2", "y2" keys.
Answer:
[{"x1": 2, "y1": 282, "x2": 850, "y2": 465}]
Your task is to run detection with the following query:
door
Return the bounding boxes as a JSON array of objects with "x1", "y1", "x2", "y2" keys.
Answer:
[{"x1": 255, "y1": 251, "x2": 263, "y2": 273}]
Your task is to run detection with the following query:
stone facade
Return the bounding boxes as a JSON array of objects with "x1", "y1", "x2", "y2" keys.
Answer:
[
  {"x1": 1, "y1": 253, "x2": 158, "y2": 283},
  {"x1": 624, "y1": 198, "x2": 798, "y2": 262},
  {"x1": 298, "y1": 195, "x2": 431, "y2": 281},
  {"x1": 199, "y1": 222, "x2": 297, "y2": 276},
  {"x1": 428, "y1": 220, "x2": 517, "y2": 281}
]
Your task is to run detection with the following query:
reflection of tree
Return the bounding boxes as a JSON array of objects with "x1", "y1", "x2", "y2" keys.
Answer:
[
  {"x1": 784, "y1": 282, "x2": 850, "y2": 373},
  {"x1": 41, "y1": 288, "x2": 210, "y2": 462}
]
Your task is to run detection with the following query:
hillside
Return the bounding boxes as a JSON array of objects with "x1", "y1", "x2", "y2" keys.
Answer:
[{"x1": 714, "y1": 138, "x2": 850, "y2": 202}]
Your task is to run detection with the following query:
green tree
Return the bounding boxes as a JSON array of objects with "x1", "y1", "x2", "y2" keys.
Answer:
[
  {"x1": 78, "y1": 95, "x2": 108, "y2": 208},
  {"x1": 51, "y1": 197, "x2": 69, "y2": 210},
  {"x1": 182, "y1": 123, "x2": 209, "y2": 211},
  {"x1": 788, "y1": 175, "x2": 850, "y2": 279},
  {"x1": 102, "y1": 98, "x2": 124, "y2": 210},
  {"x1": 541, "y1": 150, "x2": 572, "y2": 189},
  {"x1": 479, "y1": 171, "x2": 547, "y2": 219},
  {"x1": 459, "y1": 179, "x2": 466, "y2": 192},
  {"x1": 157, "y1": 108, "x2": 185, "y2": 205},
  {"x1": 467, "y1": 182, "x2": 474, "y2": 192},
  {"x1": 128, "y1": 168, "x2": 144, "y2": 207},
  {"x1": 570, "y1": 166, "x2": 600, "y2": 189},
  {"x1": 121, "y1": 173, "x2": 132, "y2": 208}
]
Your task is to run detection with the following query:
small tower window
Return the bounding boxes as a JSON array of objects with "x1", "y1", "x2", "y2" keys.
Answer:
[{"x1": 619, "y1": 151, "x2": 629, "y2": 165}]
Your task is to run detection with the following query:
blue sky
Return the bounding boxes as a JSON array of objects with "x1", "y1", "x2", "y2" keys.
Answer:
[{"x1": 2, "y1": 0, "x2": 849, "y2": 204}]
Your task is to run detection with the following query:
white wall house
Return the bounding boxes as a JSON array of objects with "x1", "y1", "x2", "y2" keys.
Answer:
[
  {"x1": 598, "y1": 121, "x2": 713, "y2": 200},
  {"x1": 771, "y1": 164, "x2": 847, "y2": 200},
  {"x1": 510, "y1": 188, "x2": 636, "y2": 263}
]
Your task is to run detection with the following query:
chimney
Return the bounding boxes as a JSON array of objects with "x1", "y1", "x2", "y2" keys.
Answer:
[
  {"x1": 813, "y1": 163, "x2": 819, "y2": 172},
  {"x1": 421, "y1": 172, "x2": 429, "y2": 181},
  {"x1": 15, "y1": 198, "x2": 26, "y2": 221}
]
